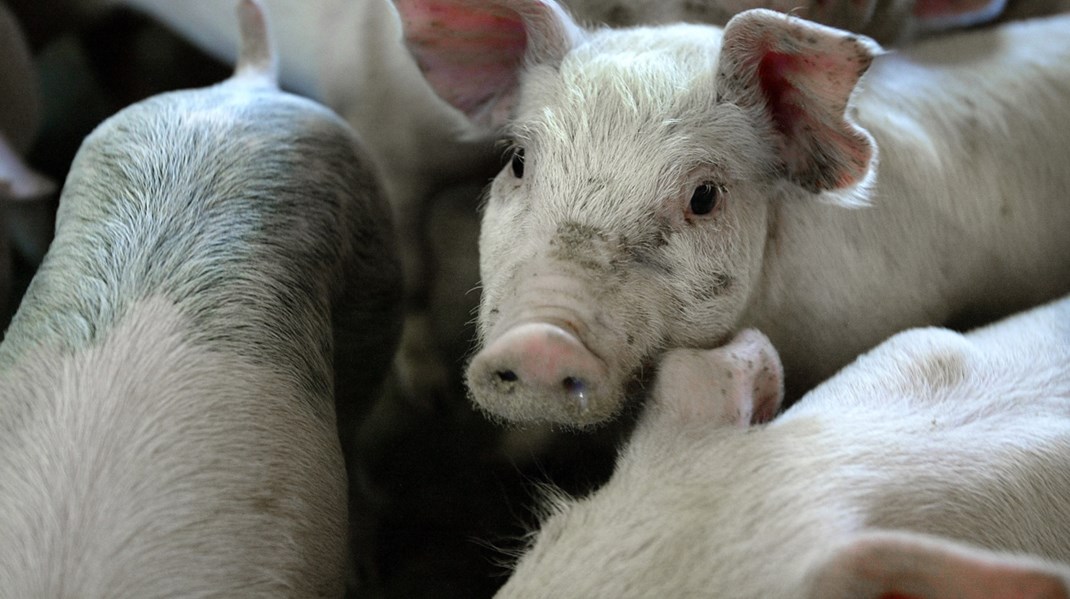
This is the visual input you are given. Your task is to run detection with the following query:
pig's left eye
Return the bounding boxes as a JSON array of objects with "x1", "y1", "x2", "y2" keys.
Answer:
[
  {"x1": 688, "y1": 183, "x2": 722, "y2": 216},
  {"x1": 511, "y1": 148, "x2": 525, "y2": 178}
]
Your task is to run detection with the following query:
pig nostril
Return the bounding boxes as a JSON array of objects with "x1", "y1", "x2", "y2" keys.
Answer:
[
  {"x1": 496, "y1": 370, "x2": 519, "y2": 383},
  {"x1": 563, "y1": 377, "x2": 589, "y2": 412},
  {"x1": 562, "y1": 376, "x2": 586, "y2": 395}
]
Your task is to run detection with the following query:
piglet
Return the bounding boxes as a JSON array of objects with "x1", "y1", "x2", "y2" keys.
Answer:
[
  {"x1": 0, "y1": 0, "x2": 402, "y2": 595},
  {"x1": 0, "y1": 4, "x2": 57, "y2": 319},
  {"x1": 394, "y1": 2, "x2": 1070, "y2": 425},
  {"x1": 498, "y1": 295, "x2": 1070, "y2": 598},
  {"x1": 567, "y1": 0, "x2": 1011, "y2": 43}
]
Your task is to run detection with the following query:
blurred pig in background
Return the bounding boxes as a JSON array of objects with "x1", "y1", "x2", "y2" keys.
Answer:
[{"x1": 0, "y1": 4, "x2": 58, "y2": 326}]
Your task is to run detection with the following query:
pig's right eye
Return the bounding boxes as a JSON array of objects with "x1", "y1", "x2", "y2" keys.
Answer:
[
  {"x1": 511, "y1": 148, "x2": 525, "y2": 178},
  {"x1": 688, "y1": 182, "x2": 722, "y2": 217}
]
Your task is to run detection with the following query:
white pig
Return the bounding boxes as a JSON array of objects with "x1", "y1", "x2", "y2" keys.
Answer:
[
  {"x1": 392, "y1": 1, "x2": 1070, "y2": 425},
  {"x1": 497, "y1": 295, "x2": 1070, "y2": 598},
  {"x1": 0, "y1": 4, "x2": 57, "y2": 316},
  {"x1": 567, "y1": 0, "x2": 1012, "y2": 43},
  {"x1": 0, "y1": 0, "x2": 402, "y2": 595}
]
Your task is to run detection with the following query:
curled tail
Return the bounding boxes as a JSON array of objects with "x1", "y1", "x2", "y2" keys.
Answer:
[{"x1": 233, "y1": 0, "x2": 277, "y2": 86}]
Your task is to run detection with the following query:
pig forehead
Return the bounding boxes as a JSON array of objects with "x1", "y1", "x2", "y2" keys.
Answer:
[
  {"x1": 508, "y1": 26, "x2": 767, "y2": 182},
  {"x1": 514, "y1": 25, "x2": 724, "y2": 137}
]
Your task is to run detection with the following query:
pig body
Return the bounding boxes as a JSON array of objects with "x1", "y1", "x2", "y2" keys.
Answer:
[
  {"x1": 0, "y1": 1, "x2": 402, "y2": 595},
  {"x1": 395, "y1": 2, "x2": 1070, "y2": 425},
  {"x1": 497, "y1": 296, "x2": 1070, "y2": 598}
]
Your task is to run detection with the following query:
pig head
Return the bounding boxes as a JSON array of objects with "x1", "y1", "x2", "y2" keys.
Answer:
[{"x1": 395, "y1": 0, "x2": 879, "y2": 425}]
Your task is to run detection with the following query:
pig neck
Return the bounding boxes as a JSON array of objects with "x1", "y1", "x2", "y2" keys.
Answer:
[
  {"x1": 0, "y1": 87, "x2": 355, "y2": 395},
  {"x1": 740, "y1": 15, "x2": 1070, "y2": 395}
]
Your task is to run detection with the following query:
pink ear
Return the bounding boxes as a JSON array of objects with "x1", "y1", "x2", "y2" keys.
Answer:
[
  {"x1": 0, "y1": 132, "x2": 55, "y2": 203},
  {"x1": 393, "y1": 0, "x2": 583, "y2": 129},
  {"x1": 652, "y1": 329, "x2": 784, "y2": 428},
  {"x1": 913, "y1": 0, "x2": 1006, "y2": 31},
  {"x1": 716, "y1": 9, "x2": 880, "y2": 193},
  {"x1": 808, "y1": 530, "x2": 1070, "y2": 599}
]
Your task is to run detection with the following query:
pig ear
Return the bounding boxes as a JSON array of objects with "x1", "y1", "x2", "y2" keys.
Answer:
[
  {"x1": 393, "y1": 0, "x2": 584, "y2": 129},
  {"x1": 807, "y1": 530, "x2": 1070, "y2": 599},
  {"x1": 0, "y1": 133, "x2": 56, "y2": 203},
  {"x1": 652, "y1": 329, "x2": 784, "y2": 428},
  {"x1": 914, "y1": 0, "x2": 1007, "y2": 31},
  {"x1": 716, "y1": 9, "x2": 880, "y2": 193}
]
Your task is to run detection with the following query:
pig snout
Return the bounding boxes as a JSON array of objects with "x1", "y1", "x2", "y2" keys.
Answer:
[{"x1": 467, "y1": 321, "x2": 613, "y2": 425}]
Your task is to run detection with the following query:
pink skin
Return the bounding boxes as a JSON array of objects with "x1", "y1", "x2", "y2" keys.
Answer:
[
  {"x1": 470, "y1": 322, "x2": 608, "y2": 415},
  {"x1": 466, "y1": 260, "x2": 637, "y2": 425},
  {"x1": 398, "y1": 0, "x2": 527, "y2": 116}
]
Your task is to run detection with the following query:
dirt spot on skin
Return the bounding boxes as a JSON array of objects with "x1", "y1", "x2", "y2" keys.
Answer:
[{"x1": 549, "y1": 221, "x2": 614, "y2": 273}]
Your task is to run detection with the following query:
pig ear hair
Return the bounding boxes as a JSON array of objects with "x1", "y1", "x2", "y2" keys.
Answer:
[
  {"x1": 0, "y1": 133, "x2": 56, "y2": 203},
  {"x1": 807, "y1": 530, "x2": 1070, "y2": 599},
  {"x1": 716, "y1": 9, "x2": 880, "y2": 194},
  {"x1": 914, "y1": 0, "x2": 1007, "y2": 33},
  {"x1": 393, "y1": 0, "x2": 584, "y2": 129}
]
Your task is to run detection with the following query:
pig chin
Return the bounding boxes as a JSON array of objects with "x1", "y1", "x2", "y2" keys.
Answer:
[{"x1": 465, "y1": 292, "x2": 648, "y2": 427}]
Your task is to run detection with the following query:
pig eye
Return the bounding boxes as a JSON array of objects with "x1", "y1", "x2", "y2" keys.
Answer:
[
  {"x1": 510, "y1": 147, "x2": 525, "y2": 178},
  {"x1": 688, "y1": 183, "x2": 721, "y2": 216}
]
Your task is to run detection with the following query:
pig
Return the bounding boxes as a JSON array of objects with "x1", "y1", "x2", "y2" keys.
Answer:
[
  {"x1": 0, "y1": 0, "x2": 402, "y2": 595},
  {"x1": 567, "y1": 0, "x2": 1012, "y2": 43},
  {"x1": 0, "y1": 3, "x2": 43, "y2": 155},
  {"x1": 391, "y1": 1, "x2": 1070, "y2": 425},
  {"x1": 0, "y1": 4, "x2": 57, "y2": 320},
  {"x1": 496, "y1": 295, "x2": 1070, "y2": 598},
  {"x1": 0, "y1": 135, "x2": 55, "y2": 323}
]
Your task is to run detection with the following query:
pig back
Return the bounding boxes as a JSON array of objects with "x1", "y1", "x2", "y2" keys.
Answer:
[
  {"x1": 4, "y1": 82, "x2": 402, "y2": 386},
  {"x1": 781, "y1": 296, "x2": 1070, "y2": 560}
]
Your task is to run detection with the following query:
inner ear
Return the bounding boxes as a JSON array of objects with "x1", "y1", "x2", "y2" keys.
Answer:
[
  {"x1": 808, "y1": 530, "x2": 1070, "y2": 599},
  {"x1": 717, "y1": 9, "x2": 880, "y2": 193},
  {"x1": 393, "y1": 0, "x2": 583, "y2": 129}
]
